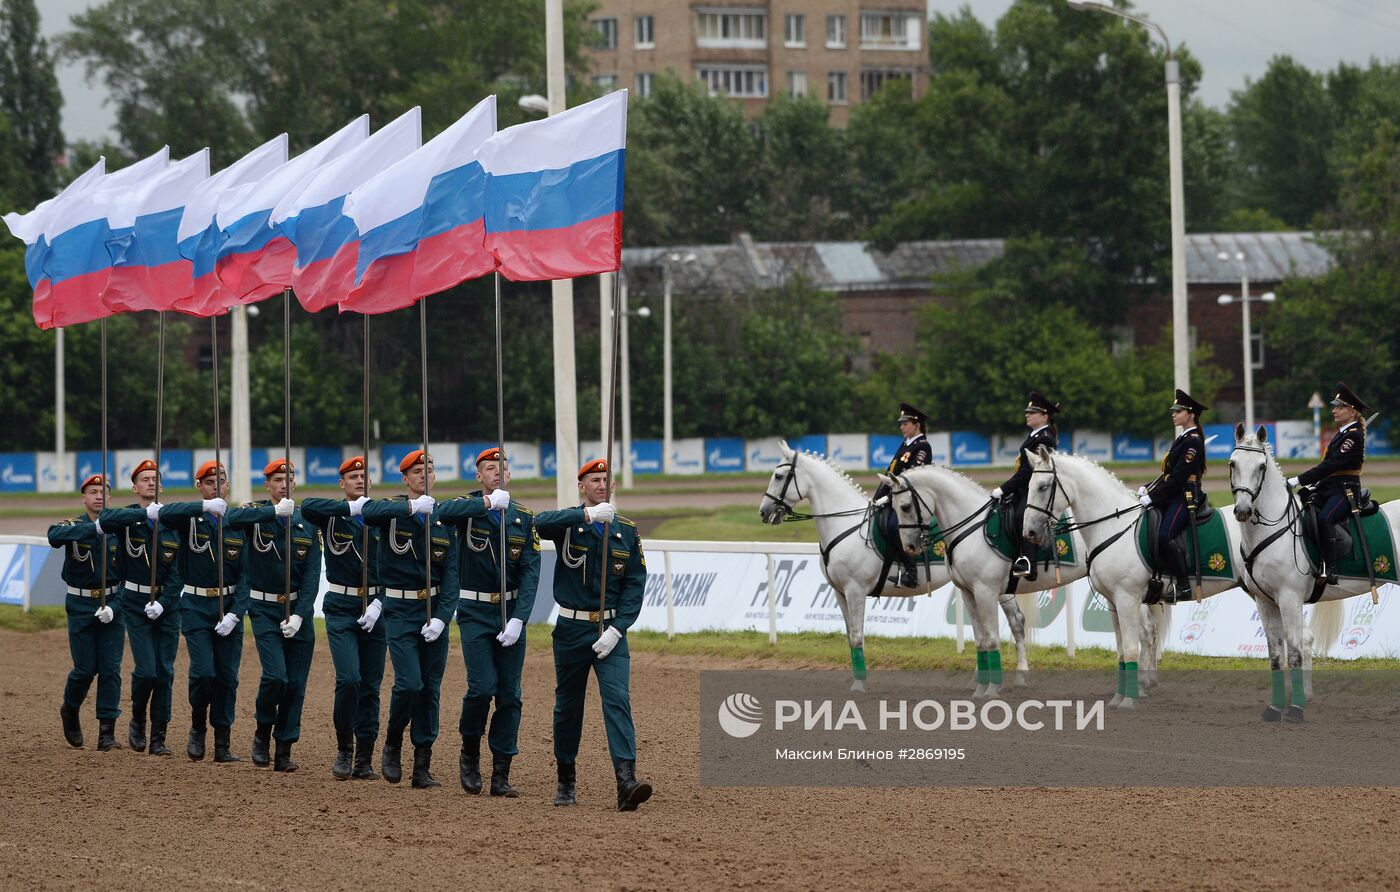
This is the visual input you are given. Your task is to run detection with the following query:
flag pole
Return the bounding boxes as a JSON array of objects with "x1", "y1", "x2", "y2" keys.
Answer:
[
  {"x1": 419, "y1": 298, "x2": 432, "y2": 624},
  {"x1": 99, "y1": 320, "x2": 110, "y2": 611},
  {"x1": 149, "y1": 311, "x2": 165, "y2": 604},
  {"x1": 283, "y1": 288, "x2": 293, "y2": 622},
  {"x1": 361, "y1": 313, "x2": 370, "y2": 616},
  {"x1": 211, "y1": 315, "x2": 225, "y2": 617},
  {"x1": 494, "y1": 273, "x2": 508, "y2": 631},
  {"x1": 597, "y1": 272, "x2": 623, "y2": 636}
]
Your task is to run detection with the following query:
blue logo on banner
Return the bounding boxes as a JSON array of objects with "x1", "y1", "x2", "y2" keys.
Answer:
[
  {"x1": 159, "y1": 450, "x2": 193, "y2": 486},
  {"x1": 1368, "y1": 420, "x2": 1394, "y2": 456},
  {"x1": 378, "y1": 444, "x2": 417, "y2": 481},
  {"x1": 541, "y1": 442, "x2": 557, "y2": 478},
  {"x1": 1113, "y1": 435, "x2": 1153, "y2": 461},
  {"x1": 0, "y1": 453, "x2": 37, "y2": 492},
  {"x1": 950, "y1": 432, "x2": 991, "y2": 465},
  {"x1": 869, "y1": 435, "x2": 901, "y2": 469},
  {"x1": 792, "y1": 434, "x2": 827, "y2": 456},
  {"x1": 1202, "y1": 424, "x2": 1237, "y2": 459},
  {"x1": 630, "y1": 440, "x2": 662, "y2": 474},
  {"x1": 457, "y1": 442, "x2": 494, "y2": 478},
  {"x1": 76, "y1": 451, "x2": 102, "y2": 483},
  {"x1": 705, "y1": 438, "x2": 745, "y2": 472},
  {"x1": 305, "y1": 447, "x2": 343, "y2": 485},
  {"x1": 0, "y1": 544, "x2": 36, "y2": 604}
]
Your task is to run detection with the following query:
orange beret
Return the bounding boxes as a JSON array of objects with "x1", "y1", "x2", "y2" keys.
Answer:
[
  {"x1": 399, "y1": 449, "x2": 428, "y2": 473},
  {"x1": 476, "y1": 447, "x2": 506, "y2": 465},
  {"x1": 578, "y1": 458, "x2": 608, "y2": 480},
  {"x1": 339, "y1": 455, "x2": 367, "y2": 475},
  {"x1": 263, "y1": 458, "x2": 293, "y2": 478},
  {"x1": 130, "y1": 459, "x2": 158, "y2": 482},
  {"x1": 80, "y1": 474, "x2": 107, "y2": 492},
  {"x1": 195, "y1": 460, "x2": 224, "y2": 481}
]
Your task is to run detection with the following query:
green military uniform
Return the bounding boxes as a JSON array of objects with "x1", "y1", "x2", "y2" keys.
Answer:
[
  {"x1": 98, "y1": 504, "x2": 183, "y2": 753},
  {"x1": 49, "y1": 513, "x2": 124, "y2": 746},
  {"x1": 534, "y1": 505, "x2": 648, "y2": 803},
  {"x1": 159, "y1": 501, "x2": 249, "y2": 761},
  {"x1": 224, "y1": 501, "x2": 319, "y2": 766},
  {"x1": 362, "y1": 496, "x2": 459, "y2": 785},
  {"x1": 302, "y1": 497, "x2": 387, "y2": 777},
  {"x1": 437, "y1": 492, "x2": 539, "y2": 792}
]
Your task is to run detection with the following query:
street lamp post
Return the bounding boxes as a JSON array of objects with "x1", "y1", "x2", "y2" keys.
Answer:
[
  {"x1": 661, "y1": 252, "x2": 696, "y2": 474},
  {"x1": 1068, "y1": 1, "x2": 1190, "y2": 395},
  {"x1": 1216, "y1": 250, "x2": 1275, "y2": 431},
  {"x1": 618, "y1": 277, "x2": 650, "y2": 491}
]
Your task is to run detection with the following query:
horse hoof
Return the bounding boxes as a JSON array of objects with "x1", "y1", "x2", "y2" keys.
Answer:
[
  {"x1": 1283, "y1": 705, "x2": 1305, "y2": 723},
  {"x1": 1013, "y1": 672, "x2": 1028, "y2": 687},
  {"x1": 1261, "y1": 706, "x2": 1283, "y2": 723},
  {"x1": 971, "y1": 684, "x2": 989, "y2": 700},
  {"x1": 1108, "y1": 692, "x2": 1123, "y2": 708},
  {"x1": 1116, "y1": 697, "x2": 1137, "y2": 710},
  {"x1": 984, "y1": 684, "x2": 1001, "y2": 699},
  {"x1": 850, "y1": 678, "x2": 867, "y2": 694}
]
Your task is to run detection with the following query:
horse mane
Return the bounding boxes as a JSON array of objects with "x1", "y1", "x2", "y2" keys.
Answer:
[
  {"x1": 901, "y1": 463, "x2": 986, "y2": 497},
  {"x1": 1055, "y1": 452, "x2": 1134, "y2": 494},
  {"x1": 803, "y1": 450, "x2": 868, "y2": 498},
  {"x1": 1236, "y1": 431, "x2": 1284, "y2": 476}
]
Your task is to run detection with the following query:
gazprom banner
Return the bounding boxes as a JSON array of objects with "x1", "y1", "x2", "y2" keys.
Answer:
[
  {"x1": 37, "y1": 452, "x2": 74, "y2": 493},
  {"x1": 630, "y1": 440, "x2": 662, "y2": 474},
  {"x1": 1113, "y1": 434, "x2": 1154, "y2": 462},
  {"x1": 540, "y1": 441, "x2": 558, "y2": 479},
  {"x1": 505, "y1": 441, "x2": 542, "y2": 479},
  {"x1": 950, "y1": 432, "x2": 991, "y2": 466},
  {"x1": 826, "y1": 434, "x2": 867, "y2": 470},
  {"x1": 1274, "y1": 420, "x2": 1318, "y2": 459},
  {"x1": 746, "y1": 439, "x2": 784, "y2": 472},
  {"x1": 868, "y1": 435, "x2": 900, "y2": 470},
  {"x1": 705, "y1": 438, "x2": 745, "y2": 473},
  {"x1": 159, "y1": 450, "x2": 193, "y2": 487},
  {"x1": 1071, "y1": 431, "x2": 1112, "y2": 462},
  {"x1": 305, "y1": 447, "x2": 344, "y2": 485},
  {"x1": 0, "y1": 453, "x2": 36, "y2": 493}
]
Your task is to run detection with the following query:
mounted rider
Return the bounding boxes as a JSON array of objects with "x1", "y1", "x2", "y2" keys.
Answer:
[
  {"x1": 1138, "y1": 389, "x2": 1207, "y2": 603},
  {"x1": 1287, "y1": 382, "x2": 1370, "y2": 584},
  {"x1": 993, "y1": 390, "x2": 1060, "y2": 580},
  {"x1": 873, "y1": 402, "x2": 933, "y2": 588}
]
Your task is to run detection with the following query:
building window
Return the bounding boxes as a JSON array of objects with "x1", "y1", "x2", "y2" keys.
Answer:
[
  {"x1": 636, "y1": 72, "x2": 654, "y2": 98},
  {"x1": 593, "y1": 74, "x2": 618, "y2": 94},
  {"x1": 827, "y1": 70, "x2": 848, "y2": 104},
  {"x1": 859, "y1": 12, "x2": 920, "y2": 50},
  {"x1": 592, "y1": 17, "x2": 618, "y2": 50},
  {"x1": 635, "y1": 15, "x2": 654, "y2": 48},
  {"x1": 696, "y1": 9, "x2": 767, "y2": 49},
  {"x1": 785, "y1": 13, "x2": 805, "y2": 47},
  {"x1": 826, "y1": 15, "x2": 846, "y2": 48},
  {"x1": 860, "y1": 68, "x2": 912, "y2": 100},
  {"x1": 697, "y1": 65, "x2": 769, "y2": 98},
  {"x1": 787, "y1": 71, "x2": 808, "y2": 98},
  {"x1": 1250, "y1": 331, "x2": 1265, "y2": 370}
]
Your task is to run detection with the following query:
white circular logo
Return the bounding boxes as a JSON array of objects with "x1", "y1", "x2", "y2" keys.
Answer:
[{"x1": 717, "y1": 692, "x2": 763, "y2": 738}]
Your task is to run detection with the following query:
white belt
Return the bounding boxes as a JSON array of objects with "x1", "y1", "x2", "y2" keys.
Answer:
[
  {"x1": 556, "y1": 606, "x2": 615, "y2": 623},
  {"x1": 327, "y1": 583, "x2": 375, "y2": 597},
  {"x1": 126, "y1": 582, "x2": 156, "y2": 594},
  {"x1": 69, "y1": 584, "x2": 121, "y2": 598},
  {"x1": 385, "y1": 586, "x2": 439, "y2": 600},
  {"x1": 183, "y1": 584, "x2": 234, "y2": 598},
  {"x1": 249, "y1": 589, "x2": 298, "y2": 603},
  {"x1": 460, "y1": 589, "x2": 517, "y2": 604}
]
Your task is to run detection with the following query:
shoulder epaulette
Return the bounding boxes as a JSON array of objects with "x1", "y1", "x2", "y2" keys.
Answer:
[
  {"x1": 616, "y1": 515, "x2": 637, "y2": 528},
  {"x1": 515, "y1": 504, "x2": 534, "y2": 516},
  {"x1": 57, "y1": 519, "x2": 75, "y2": 527}
]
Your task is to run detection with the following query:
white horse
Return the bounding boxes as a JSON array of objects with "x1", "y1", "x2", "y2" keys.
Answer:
[
  {"x1": 1020, "y1": 449, "x2": 1253, "y2": 708},
  {"x1": 1229, "y1": 424, "x2": 1391, "y2": 720},
  {"x1": 759, "y1": 442, "x2": 999, "y2": 692},
  {"x1": 882, "y1": 465, "x2": 1089, "y2": 698}
]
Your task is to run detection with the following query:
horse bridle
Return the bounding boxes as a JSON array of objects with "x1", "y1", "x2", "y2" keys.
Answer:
[
  {"x1": 1229, "y1": 444, "x2": 1292, "y2": 526},
  {"x1": 886, "y1": 475, "x2": 937, "y2": 546},
  {"x1": 761, "y1": 457, "x2": 805, "y2": 521}
]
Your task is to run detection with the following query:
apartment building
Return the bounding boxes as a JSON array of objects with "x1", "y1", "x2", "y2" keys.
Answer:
[{"x1": 584, "y1": 1, "x2": 928, "y2": 125}]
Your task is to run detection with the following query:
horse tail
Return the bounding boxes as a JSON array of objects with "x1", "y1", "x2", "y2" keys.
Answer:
[{"x1": 1309, "y1": 599, "x2": 1343, "y2": 659}]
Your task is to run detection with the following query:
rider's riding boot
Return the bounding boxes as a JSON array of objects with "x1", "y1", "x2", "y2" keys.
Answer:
[
  {"x1": 1165, "y1": 539, "x2": 1193, "y2": 604},
  {"x1": 898, "y1": 558, "x2": 918, "y2": 589},
  {"x1": 1324, "y1": 527, "x2": 1344, "y2": 585},
  {"x1": 1011, "y1": 555, "x2": 1032, "y2": 578}
]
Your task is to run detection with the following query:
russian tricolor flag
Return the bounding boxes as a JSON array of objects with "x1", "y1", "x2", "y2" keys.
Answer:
[
  {"x1": 341, "y1": 97, "x2": 497, "y2": 314},
  {"x1": 212, "y1": 116, "x2": 368, "y2": 304},
  {"x1": 479, "y1": 90, "x2": 627, "y2": 282},
  {"x1": 271, "y1": 108, "x2": 422, "y2": 312},
  {"x1": 176, "y1": 134, "x2": 289, "y2": 317},
  {"x1": 2, "y1": 158, "x2": 107, "y2": 328}
]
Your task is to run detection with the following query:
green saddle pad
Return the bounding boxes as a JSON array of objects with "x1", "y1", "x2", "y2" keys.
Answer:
[
  {"x1": 1303, "y1": 510, "x2": 1399, "y2": 583},
  {"x1": 870, "y1": 509, "x2": 947, "y2": 565},
  {"x1": 1137, "y1": 508, "x2": 1235, "y2": 579},
  {"x1": 984, "y1": 507, "x2": 1078, "y2": 566}
]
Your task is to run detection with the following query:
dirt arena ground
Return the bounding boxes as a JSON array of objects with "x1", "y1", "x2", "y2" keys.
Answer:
[{"x1": 2, "y1": 628, "x2": 1397, "y2": 891}]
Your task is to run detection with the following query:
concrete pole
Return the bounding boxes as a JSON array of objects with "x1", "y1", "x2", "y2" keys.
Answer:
[
  {"x1": 621, "y1": 273, "x2": 633, "y2": 490},
  {"x1": 1166, "y1": 60, "x2": 1190, "y2": 397},
  {"x1": 231, "y1": 305, "x2": 252, "y2": 504},
  {"x1": 55, "y1": 328, "x2": 67, "y2": 488},
  {"x1": 547, "y1": 0, "x2": 578, "y2": 507},
  {"x1": 1241, "y1": 269, "x2": 1254, "y2": 431},
  {"x1": 663, "y1": 266, "x2": 673, "y2": 474}
]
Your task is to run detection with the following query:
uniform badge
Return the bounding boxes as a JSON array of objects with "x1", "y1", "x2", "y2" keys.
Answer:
[
  {"x1": 294, "y1": 544, "x2": 309, "y2": 561},
  {"x1": 1184, "y1": 448, "x2": 1197, "y2": 462},
  {"x1": 508, "y1": 543, "x2": 523, "y2": 561},
  {"x1": 1340, "y1": 439, "x2": 1354, "y2": 453},
  {"x1": 900, "y1": 451, "x2": 910, "y2": 462},
  {"x1": 225, "y1": 545, "x2": 242, "y2": 561},
  {"x1": 162, "y1": 550, "x2": 176, "y2": 563},
  {"x1": 612, "y1": 559, "x2": 625, "y2": 574},
  {"x1": 432, "y1": 546, "x2": 446, "y2": 562}
]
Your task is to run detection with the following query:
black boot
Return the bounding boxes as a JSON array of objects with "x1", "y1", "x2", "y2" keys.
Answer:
[
  {"x1": 60, "y1": 704, "x2": 84, "y2": 748},
  {"x1": 332, "y1": 729, "x2": 353, "y2": 780},
  {"x1": 898, "y1": 559, "x2": 918, "y2": 589},
  {"x1": 412, "y1": 745, "x2": 441, "y2": 788},
  {"x1": 213, "y1": 727, "x2": 240, "y2": 763},
  {"x1": 615, "y1": 759, "x2": 653, "y2": 812},
  {"x1": 1164, "y1": 539, "x2": 1193, "y2": 604},
  {"x1": 273, "y1": 739, "x2": 298, "y2": 773},
  {"x1": 1011, "y1": 555, "x2": 1033, "y2": 578},
  {"x1": 1324, "y1": 528, "x2": 1345, "y2": 585},
  {"x1": 381, "y1": 730, "x2": 403, "y2": 784},
  {"x1": 553, "y1": 762, "x2": 577, "y2": 806},
  {"x1": 459, "y1": 736, "x2": 482, "y2": 794},
  {"x1": 489, "y1": 753, "x2": 519, "y2": 797},
  {"x1": 352, "y1": 738, "x2": 379, "y2": 780},
  {"x1": 251, "y1": 722, "x2": 272, "y2": 767},
  {"x1": 148, "y1": 722, "x2": 172, "y2": 756},
  {"x1": 128, "y1": 715, "x2": 148, "y2": 753},
  {"x1": 97, "y1": 718, "x2": 121, "y2": 752},
  {"x1": 187, "y1": 718, "x2": 207, "y2": 761}
]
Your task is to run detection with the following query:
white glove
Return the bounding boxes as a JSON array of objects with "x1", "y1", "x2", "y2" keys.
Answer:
[
  {"x1": 93, "y1": 518, "x2": 103, "y2": 535},
  {"x1": 1139, "y1": 494, "x2": 1153, "y2": 508},
  {"x1": 410, "y1": 494, "x2": 436, "y2": 516},
  {"x1": 215, "y1": 613, "x2": 237, "y2": 636},
  {"x1": 873, "y1": 495, "x2": 890, "y2": 507},
  {"x1": 1136, "y1": 486, "x2": 1148, "y2": 497},
  {"x1": 496, "y1": 617, "x2": 523, "y2": 647},
  {"x1": 280, "y1": 614, "x2": 303, "y2": 639},
  {"x1": 592, "y1": 625, "x2": 623, "y2": 659},
  {"x1": 274, "y1": 498, "x2": 295, "y2": 518},
  {"x1": 94, "y1": 605, "x2": 114, "y2": 624},
  {"x1": 586, "y1": 501, "x2": 615, "y2": 523},
  {"x1": 991, "y1": 487, "x2": 1003, "y2": 499},
  {"x1": 486, "y1": 489, "x2": 510, "y2": 510},
  {"x1": 1287, "y1": 476, "x2": 1300, "y2": 487},
  {"x1": 348, "y1": 496, "x2": 369, "y2": 517},
  {"x1": 357, "y1": 600, "x2": 382, "y2": 632},
  {"x1": 144, "y1": 600, "x2": 164, "y2": 620},
  {"x1": 145, "y1": 502, "x2": 163, "y2": 522},
  {"x1": 202, "y1": 497, "x2": 227, "y2": 517},
  {"x1": 421, "y1": 617, "x2": 445, "y2": 642}
]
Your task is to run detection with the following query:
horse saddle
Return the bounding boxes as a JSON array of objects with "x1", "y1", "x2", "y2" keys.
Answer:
[{"x1": 1143, "y1": 498, "x2": 1222, "y2": 577}]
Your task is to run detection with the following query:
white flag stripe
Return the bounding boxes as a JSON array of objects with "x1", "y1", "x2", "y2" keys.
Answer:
[
  {"x1": 477, "y1": 90, "x2": 627, "y2": 177},
  {"x1": 43, "y1": 148, "x2": 170, "y2": 241},
  {"x1": 215, "y1": 116, "x2": 368, "y2": 229},
  {"x1": 177, "y1": 134, "x2": 288, "y2": 243},
  {"x1": 269, "y1": 107, "x2": 421, "y2": 225},
  {"x1": 2, "y1": 158, "x2": 107, "y2": 245},
  {"x1": 94, "y1": 149, "x2": 209, "y2": 228}
]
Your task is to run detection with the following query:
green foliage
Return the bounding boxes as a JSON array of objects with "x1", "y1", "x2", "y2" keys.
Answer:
[{"x1": 0, "y1": 0, "x2": 63, "y2": 208}]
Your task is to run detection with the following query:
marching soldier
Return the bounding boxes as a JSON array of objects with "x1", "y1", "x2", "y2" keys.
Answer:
[
  {"x1": 50, "y1": 474, "x2": 124, "y2": 750},
  {"x1": 872, "y1": 403, "x2": 934, "y2": 587},
  {"x1": 1288, "y1": 382, "x2": 1371, "y2": 584},
  {"x1": 224, "y1": 459, "x2": 319, "y2": 772},
  {"x1": 158, "y1": 461, "x2": 248, "y2": 763},
  {"x1": 98, "y1": 459, "x2": 182, "y2": 756},
  {"x1": 993, "y1": 391, "x2": 1061, "y2": 579},
  {"x1": 361, "y1": 450, "x2": 460, "y2": 789},
  {"x1": 1139, "y1": 389, "x2": 1208, "y2": 603},
  {"x1": 436, "y1": 447, "x2": 540, "y2": 797},
  {"x1": 302, "y1": 456, "x2": 388, "y2": 780},
  {"x1": 535, "y1": 459, "x2": 653, "y2": 812}
]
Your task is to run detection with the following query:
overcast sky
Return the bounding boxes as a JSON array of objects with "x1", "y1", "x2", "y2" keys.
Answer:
[{"x1": 40, "y1": 0, "x2": 1400, "y2": 144}]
